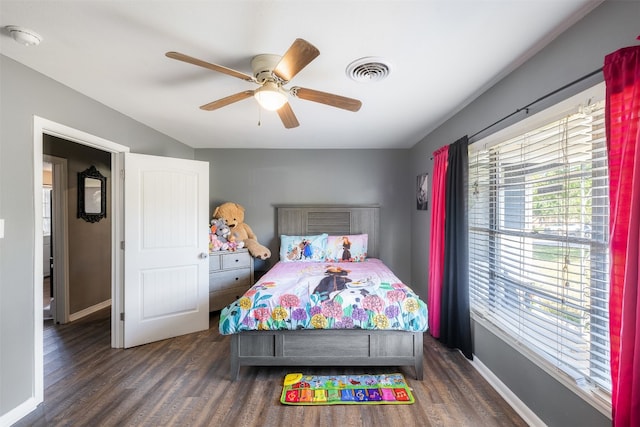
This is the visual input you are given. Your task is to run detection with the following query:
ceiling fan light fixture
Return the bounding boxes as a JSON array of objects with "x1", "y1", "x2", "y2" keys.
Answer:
[{"x1": 254, "y1": 81, "x2": 288, "y2": 111}]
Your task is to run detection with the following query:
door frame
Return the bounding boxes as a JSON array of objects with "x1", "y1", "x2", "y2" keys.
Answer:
[{"x1": 33, "y1": 116, "x2": 130, "y2": 397}]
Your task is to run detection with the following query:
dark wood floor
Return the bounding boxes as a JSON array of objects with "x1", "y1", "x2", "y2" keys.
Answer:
[{"x1": 15, "y1": 309, "x2": 527, "y2": 427}]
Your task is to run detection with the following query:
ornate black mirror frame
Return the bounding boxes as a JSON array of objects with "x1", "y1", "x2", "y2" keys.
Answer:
[{"x1": 78, "y1": 165, "x2": 107, "y2": 223}]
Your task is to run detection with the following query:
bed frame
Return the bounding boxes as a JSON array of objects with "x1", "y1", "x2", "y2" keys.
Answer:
[{"x1": 229, "y1": 205, "x2": 424, "y2": 380}]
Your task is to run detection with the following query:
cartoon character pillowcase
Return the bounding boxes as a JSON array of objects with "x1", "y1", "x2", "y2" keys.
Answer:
[
  {"x1": 325, "y1": 234, "x2": 368, "y2": 262},
  {"x1": 280, "y1": 234, "x2": 328, "y2": 262}
]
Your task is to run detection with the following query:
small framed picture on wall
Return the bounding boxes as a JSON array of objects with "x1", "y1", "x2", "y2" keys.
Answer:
[{"x1": 416, "y1": 173, "x2": 428, "y2": 211}]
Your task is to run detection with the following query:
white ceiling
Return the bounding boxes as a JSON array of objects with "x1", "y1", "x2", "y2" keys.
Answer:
[{"x1": 0, "y1": 0, "x2": 601, "y2": 149}]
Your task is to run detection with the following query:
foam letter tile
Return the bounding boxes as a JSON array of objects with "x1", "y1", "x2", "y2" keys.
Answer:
[
  {"x1": 380, "y1": 388, "x2": 396, "y2": 401},
  {"x1": 313, "y1": 389, "x2": 327, "y2": 402},
  {"x1": 393, "y1": 388, "x2": 411, "y2": 401},
  {"x1": 299, "y1": 389, "x2": 314, "y2": 402},
  {"x1": 366, "y1": 388, "x2": 382, "y2": 401},
  {"x1": 284, "y1": 389, "x2": 300, "y2": 403},
  {"x1": 327, "y1": 389, "x2": 341, "y2": 402},
  {"x1": 354, "y1": 389, "x2": 368, "y2": 401},
  {"x1": 340, "y1": 389, "x2": 357, "y2": 401}
]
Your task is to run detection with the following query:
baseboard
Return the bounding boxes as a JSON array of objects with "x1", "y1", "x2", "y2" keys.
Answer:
[
  {"x1": 0, "y1": 396, "x2": 38, "y2": 427},
  {"x1": 68, "y1": 299, "x2": 111, "y2": 322},
  {"x1": 470, "y1": 356, "x2": 547, "y2": 427}
]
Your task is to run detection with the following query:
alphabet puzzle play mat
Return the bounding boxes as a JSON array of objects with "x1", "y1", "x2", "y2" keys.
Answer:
[{"x1": 280, "y1": 373, "x2": 415, "y2": 405}]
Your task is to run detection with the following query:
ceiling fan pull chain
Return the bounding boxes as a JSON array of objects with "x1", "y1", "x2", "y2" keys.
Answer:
[{"x1": 257, "y1": 103, "x2": 262, "y2": 126}]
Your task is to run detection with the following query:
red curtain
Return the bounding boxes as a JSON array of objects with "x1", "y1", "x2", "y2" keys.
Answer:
[
  {"x1": 604, "y1": 45, "x2": 640, "y2": 427},
  {"x1": 428, "y1": 145, "x2": 448, "y2": 338}
]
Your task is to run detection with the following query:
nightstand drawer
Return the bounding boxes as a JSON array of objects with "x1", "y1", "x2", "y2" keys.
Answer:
[
  {"x1": 220, "y1": 251, "x2": 251, "y2": 269},
  {"x1": 209, "y1": 254, "x2": 221, "y2": 271},
  {"x1": 208, "y1": 248, "x2": 253, "y2": 312},
  {"x1": 209, "y1": 269, "x2": 252, "y2": 292}
]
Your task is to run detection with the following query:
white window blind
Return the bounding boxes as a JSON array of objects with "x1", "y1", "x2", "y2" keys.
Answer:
[{"x1": 468, "y1": 96, "x2": 610, "y2": 392}]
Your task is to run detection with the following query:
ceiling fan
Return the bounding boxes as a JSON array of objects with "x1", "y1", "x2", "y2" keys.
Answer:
[{"x1": 166, "y1": 38, "x2": 362, "y2": 129}]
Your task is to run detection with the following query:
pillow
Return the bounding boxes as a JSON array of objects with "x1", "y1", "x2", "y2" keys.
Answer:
[
  {"x1": 325, "y1": 234, "x2": 368, "y2": 262},
  {"x1": 279, "y1": 234, "x2": 328, "y2": 262}
]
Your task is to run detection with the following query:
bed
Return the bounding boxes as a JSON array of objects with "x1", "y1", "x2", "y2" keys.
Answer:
[{"x1": 219, "y1": 205, "x2": 428, "y2": 380}]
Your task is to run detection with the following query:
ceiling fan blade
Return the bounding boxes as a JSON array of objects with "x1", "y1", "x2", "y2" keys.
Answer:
[
  {"x1": 166, "y1": 51, "x2": 255, "y2": 82},
  {"x1": 277, "y1": 102, "x2": 300, "y2": 129},
  {"x1": 292, "y1": 87, "x2": 362, "y2": 112},
  {"x1": 273, "y1": 39, "x2": 320, "y2": 83},
  {"x1": 199, "y1": 90, "x2": 255, "y2": 111}
]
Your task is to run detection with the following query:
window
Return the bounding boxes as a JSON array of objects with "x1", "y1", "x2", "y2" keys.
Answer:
[{"x1": 468, "y1": 84, "x2": 610, "y2": 394}]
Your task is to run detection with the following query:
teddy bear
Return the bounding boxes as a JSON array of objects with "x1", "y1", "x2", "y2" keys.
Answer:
[{"x1": 212, "y1": 202, "x2": 271, "y2": 260}]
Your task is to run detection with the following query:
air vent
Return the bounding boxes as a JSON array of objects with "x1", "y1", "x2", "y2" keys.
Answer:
[{"x1": 346, "y1": 57, "x2": 392, "y2": 83}]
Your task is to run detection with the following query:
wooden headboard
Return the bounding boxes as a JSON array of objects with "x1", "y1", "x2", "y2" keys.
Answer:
[{"x1": 275, "y1": 204, "x2": 380, "y2": 258}]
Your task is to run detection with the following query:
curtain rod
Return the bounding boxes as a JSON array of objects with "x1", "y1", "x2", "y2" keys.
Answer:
[{"x1": 467, "y1": 67, "x2": 603, "y2": 141}]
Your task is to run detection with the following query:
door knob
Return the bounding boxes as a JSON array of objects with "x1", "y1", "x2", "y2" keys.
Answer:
[{"x1": 199, "y1": 252, "x2": 208, "y2": 259}]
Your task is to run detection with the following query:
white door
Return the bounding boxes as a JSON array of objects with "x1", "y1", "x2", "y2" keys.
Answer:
[{"x1": 124, "y1": 152, "x2": 209, "y2": 348}]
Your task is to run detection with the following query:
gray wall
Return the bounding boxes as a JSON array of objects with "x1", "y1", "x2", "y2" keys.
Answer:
[
  {"x1": 3, "y1": 1, "x2": 637, "y2": 424},
  {"x1": 0, "y1": 55, "x2": 194, "y2": 419},
  {"x1": 409, "y1": 1, "x2": 639, "y2": 425},
  {"x1": 195, "y1": 149, "x2": 414, "y2": 286}
]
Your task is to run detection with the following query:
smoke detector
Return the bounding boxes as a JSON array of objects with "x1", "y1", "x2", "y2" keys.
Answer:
[
  {"x1": 346, "y1": 57, "x2": 392, "y2": 83},
  {"x1": 5, "y1": 25, "x2": 42, "y2": 46}
]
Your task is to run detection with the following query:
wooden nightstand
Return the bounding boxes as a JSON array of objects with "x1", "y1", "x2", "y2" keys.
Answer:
[{"x1": 209, "y1": 248, "x2": 254, "y2": 311}]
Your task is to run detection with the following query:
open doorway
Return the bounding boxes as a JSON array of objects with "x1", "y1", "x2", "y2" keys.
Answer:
[
  {"x1": 30, "y1": 117, "x2": 208, "y2": 419},
  {"x1": 43, "y1": 136, "x2": 113, "y2": 324},
  {"x1": 33, "y1": 117, "x2": 129, "y2": 363},
  {"x1": 32, "y1": 116, "x2": 129, "y2": 415},
  {"x1": 42, "y1": 161, "x2": 53, "y2": 320}
]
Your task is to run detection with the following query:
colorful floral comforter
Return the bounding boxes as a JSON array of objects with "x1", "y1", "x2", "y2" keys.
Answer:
[{"x1": 219, "y1": 259, "x2": 428, "y2": 334}]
